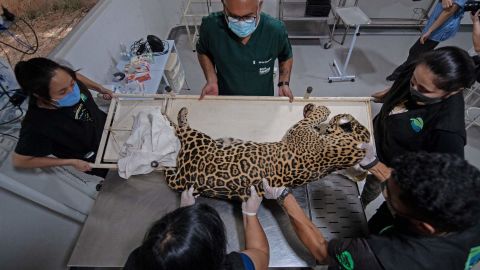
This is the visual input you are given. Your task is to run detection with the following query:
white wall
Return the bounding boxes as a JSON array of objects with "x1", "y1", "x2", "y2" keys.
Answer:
[{"x1": 50, "y1": 0, "x2": 184, "y2": 83}]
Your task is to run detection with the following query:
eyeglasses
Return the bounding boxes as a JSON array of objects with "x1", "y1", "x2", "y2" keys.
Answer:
[
  {"x1": 226, "y1": 15, "x2": 256, "y2": 24},
  {"x1": 224, "y1": 6, "x2": 257, "y2": 23}
]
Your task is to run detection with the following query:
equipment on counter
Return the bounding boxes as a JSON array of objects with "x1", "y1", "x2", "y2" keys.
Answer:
[
  {"x1": 147, "y1": 35, "x2": 166, "y2": 53},
  {"x1": 112, "y1": 72, "x2": 126, "y2": 82},
  {"x1": 130, "y1": 35, "x2": 169, "y2": 56}
]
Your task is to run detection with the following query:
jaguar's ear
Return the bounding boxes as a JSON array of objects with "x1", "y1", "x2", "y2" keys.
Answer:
[
  {"x1": 339, "y1": 122, "x2": 353, "y2": 133},
  {"x1": 338, "y1": 116, "x2": 354, "y2": 133}
]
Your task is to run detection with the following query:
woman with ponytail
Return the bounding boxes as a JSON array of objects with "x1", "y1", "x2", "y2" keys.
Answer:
[
  {"x1": 359, "y1": 46, "x2": 476, "y2": 233},
  {"x1": 12, "y1": 57, "x2": 113, "y2": 177}
]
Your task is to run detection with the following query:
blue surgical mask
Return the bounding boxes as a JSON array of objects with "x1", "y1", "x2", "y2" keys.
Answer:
[
  {"x1": 228, "y1": 20, "x2": 257, "y2": 38},
  {"x1": 226, "y1": 12, "x2": 258, "y2": 38},
  {"x1": 55, "y1": 82, "x2": 81, "y2": 107}
]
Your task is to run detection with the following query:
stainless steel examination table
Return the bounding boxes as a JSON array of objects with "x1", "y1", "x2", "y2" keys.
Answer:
[
  {"x1": 67, "y1": 172, "x2": 368, "y2": 269},
  {"x1": 68, "y1": 96, "x2": 372, "y2": 268}
]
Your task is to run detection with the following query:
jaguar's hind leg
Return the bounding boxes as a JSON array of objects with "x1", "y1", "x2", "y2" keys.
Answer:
[
  {"x1": 177, "y1": 107, "x2": 189, "y2": 128},
  {"x1": 308, "y1": 105, "x2": 331, "y2": 124},
  {"x1": 303, "y1": 103, "x2": 316, "y2": 118}
]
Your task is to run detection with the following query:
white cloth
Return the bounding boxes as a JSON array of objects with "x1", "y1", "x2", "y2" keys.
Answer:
[{"x1": 118, "y1": 108, "x2": 180, "y2": 179}]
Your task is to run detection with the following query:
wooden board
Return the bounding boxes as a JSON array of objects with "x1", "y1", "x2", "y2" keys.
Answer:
[{"x1": 94, "y1": 95, "x2": 373, "y2": 168}]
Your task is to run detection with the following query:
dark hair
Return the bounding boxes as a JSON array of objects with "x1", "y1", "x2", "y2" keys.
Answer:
[
  {"x1": 125, "y1": 203, "x2": 227, "y2": 270},
  {"x1": 391, "y1": 152, "x2": 480, "y2": 232},
  {"x1": 380, "y1": 46, "x2": 476, "y2": 124},
  {"x1": 14, "y1": 57, "x2": 77, "y2": 104}
]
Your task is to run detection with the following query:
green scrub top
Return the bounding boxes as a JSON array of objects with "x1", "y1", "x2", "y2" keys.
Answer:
[{"x1": 196, "y1": 12, "x2": 293, "y2": 96}]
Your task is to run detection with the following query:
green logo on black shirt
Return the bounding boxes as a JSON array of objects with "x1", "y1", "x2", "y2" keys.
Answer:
[
  {"x1": 410, "y1": 117, "x2": 424, "y2": 133},
  {"x1": 337, "y1": 251, "x2": 354, "y2": 270}
]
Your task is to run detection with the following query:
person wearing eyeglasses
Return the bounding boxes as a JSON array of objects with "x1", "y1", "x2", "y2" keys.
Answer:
[
  {"x1": 196, "y1": 0, "x2": 294, "y2": 102},
  {"x1": 11, "y1": 57, "x2": 113, "y2": 178},
  {"x1": 262, "y1": 152, "x2": 480, "y2": 270}
]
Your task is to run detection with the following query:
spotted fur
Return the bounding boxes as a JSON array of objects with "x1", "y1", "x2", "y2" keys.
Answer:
[{"x1": 164, "y1": 104, "x2": 370, "y2": 201}]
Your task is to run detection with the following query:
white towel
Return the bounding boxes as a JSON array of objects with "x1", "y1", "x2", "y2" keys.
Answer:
[{"x1": 118, "y1": 108, "x2": 180, "y2": 179}]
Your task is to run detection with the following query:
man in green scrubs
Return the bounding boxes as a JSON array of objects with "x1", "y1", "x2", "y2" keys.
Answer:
[{"x1": 196, "y1": 0, "x2": 294, "y2": 102}]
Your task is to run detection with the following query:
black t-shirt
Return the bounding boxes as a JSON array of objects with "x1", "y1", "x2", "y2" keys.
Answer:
[
  {"x1": 224, "y1": 252, "x2": 254, "y2": 270},
  {"x1": 124, "y1": 249, "x2": 252, "y2": 270},
  {"x1": 15, "y1": 81, "x2": 106, "y2": 164},
  {"x1": 374, "y1": 93, "x2": 465, "y2": 166},
  {"x1": 327, "y1": 223, "x2": 480, "y2": 270}
]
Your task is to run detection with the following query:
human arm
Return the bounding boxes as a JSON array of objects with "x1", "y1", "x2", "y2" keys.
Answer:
[
  {"x1": 277, "y1": 20, "x2": 294, "y2": 103},
  {"x1": 282, "y1": 193, "x2": 331, "y2": 263},
  {"x1": 76, "y1": 73, "x2": 113, "y2": 100},
  {"x1": 180, "y1": 186, "x2": 198, "y2": 207},
  {"x1": 442, "y1": 0, "x2": 454, "y2": 9},
  {"x1": 262, "y1": 179, "x2": 329, "y2": 263},
  {"x1": 12, "y1": 152, "x2": 92, "y2": 172},
  {"x1": 421, "y1": 4, "x2": 460, "y2": 44},
  {"x1": 366, "y1": 163, "x2": 392, "y2": 182},
  {"x1": 278, "y1": 58, "x2": 293, "y2": 102},
  {"x1": 197, "y1": 53, "x2": 219, "y2": 99},
  {"x1": 195, "y1": 16, "x2": 219, "y2": 100},
  {"x1": 371, "y1": 87, "x2": 391, "y2": 103},
  {"x1": 359, "y1": 143, "x2": 392, "y2": 182},
  {"x1": 472, "y1": 10, "x2": 480, "y2": 53},
  {"x1": 263, "y1": 180, "x2": 384, "y2": 268},
  {"x1": 241, "y1": 186, "x2": 270, "y2": 270}
]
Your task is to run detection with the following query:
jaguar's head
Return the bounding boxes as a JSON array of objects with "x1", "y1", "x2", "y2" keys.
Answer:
[{"x1": 327, "y1": 114, "x2": 370, "y2": 145}]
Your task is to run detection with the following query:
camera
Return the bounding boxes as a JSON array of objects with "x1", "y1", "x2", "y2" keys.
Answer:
[{"x1": 464, "y1": 1, "x2": 480, "y2": 13}]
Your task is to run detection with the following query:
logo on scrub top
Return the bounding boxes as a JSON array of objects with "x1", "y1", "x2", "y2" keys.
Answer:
[
  {"x1": 336, "y1": 251, "x2": 354, "y2": 270},
  {"x1": 259, "y1": 67, "x2": 271, "y2": 75},
  {"x1": 410, "y1": 117, "x2": 424, "y2": 133}
]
